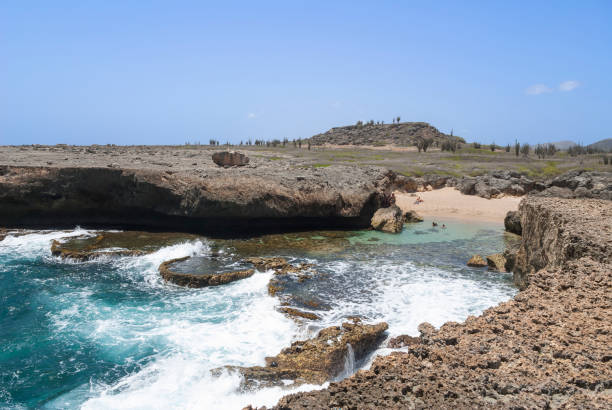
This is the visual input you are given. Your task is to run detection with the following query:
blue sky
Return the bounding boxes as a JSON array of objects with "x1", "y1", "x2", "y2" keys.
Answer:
[{"x1": 1, "y1": 1, "x2": 611, "y2": 145}]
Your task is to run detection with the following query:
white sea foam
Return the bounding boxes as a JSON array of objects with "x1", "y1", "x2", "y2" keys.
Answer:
[{"x1": 0, "y1": 227, "x2": 94, "y2": 259}]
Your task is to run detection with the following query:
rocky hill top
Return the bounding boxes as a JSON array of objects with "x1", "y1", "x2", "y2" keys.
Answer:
[{"x1": 309, "y1": 122, "x2": 465, "y2": 147}]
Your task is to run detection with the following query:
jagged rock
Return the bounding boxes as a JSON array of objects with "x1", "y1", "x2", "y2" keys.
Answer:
[
  {"x1": 486, "y1": 253, "x2": 507, "y2": 272},
  {"x1": 466, "y1": 255, "x2": 486, "y2": 267},
  {"x1": 50, "y1": 238, "x2": 145, "y2": 261},
  {"x1": 211, "y1": 151, "x2": 250, "y2": 167},
  {"x1": 245, "y1": 257, "x2": 289, "y2": 271},
  {"x1": 371, "y1": 205, "x2": 404, "y2": 233},
  {"x1": 278, "y1": 307, "x2": 321, "y2": 321},
  {"x1": 387, "y1": 335, "x2": 420, "y2": 348},
  {"x1": 214, "y1": 320, "x2": 388, "y2": 389},
  {"x1": 504, "y1": 211, "x2": 522, "y2": 235},
  {"x1": 403, "y1": 210, "x2": 424, "y2": 222},
  {"x1": 159, "y1": 256, "x2": 254, "y2": 288},
  {"x1": 535, "y1": 186, "x2": 575, "y2": 198}
]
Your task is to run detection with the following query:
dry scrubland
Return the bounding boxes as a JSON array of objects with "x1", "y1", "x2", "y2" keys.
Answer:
[{"x1": 2, "y1": 143, "x2": 610, "y2": 180}]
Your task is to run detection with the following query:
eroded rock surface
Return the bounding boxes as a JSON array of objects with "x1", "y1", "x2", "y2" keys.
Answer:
[
  {"x1": 217, "y1": 319, "x2": 388, "y2": 390},
  {"x1": 159, "y1": 256, "x2": 254, "y2": 287},
  {"x1": 504, "y1": 210, "x2": 522, "y2": 235},
  {"x1": 270, "y1": 197, "x2": 612, "y2": 409},
  {"x1": 370, "y1": 205, "x2": 403, "y2": 233},
  {"x1": 211, "y1": 150, "x2": 250, "y2": 167},
  {"x1": 466, "y1": 254, "x2": 486, "y2": 267},
  {"x1": 0, "y1": 161, "x2": 392, "y2": 233}
]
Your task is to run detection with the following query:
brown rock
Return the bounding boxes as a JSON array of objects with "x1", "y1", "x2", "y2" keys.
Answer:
[
  {"x1": 403, "y1": 210, "x2": 424, "y2": 223},
  {"x1": 159, "y1": 256, "x2": 254, "y2": 288},
  {"x1": 279, "y1": 307, "x2": 321, "y2": 321},
  {"x1": 466, "y1": 254, "x2": 486, "y2": 267},
  {"x1": 214, "y1": 321, "x2": 388, "y2": 389},
  {"x1": 387, "y1": 335, "x2": 420, "y2": 348},
  {"x1": 504, "y1": 210, "x2": 522, "y2": 235},
  {"x1": 486, "y1": 253, "x2": 507, "y2": 272},
  {"x1": 371, "y1": 205, "x2": 404, "y2": 233},
  {"x1": 211, "y1": 150, "x2": 250, "y2": 167}
]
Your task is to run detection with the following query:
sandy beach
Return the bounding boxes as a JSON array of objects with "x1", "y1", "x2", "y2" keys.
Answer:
[{"x1": 395, "y1": 187, "x2": 521, "y2": 223}]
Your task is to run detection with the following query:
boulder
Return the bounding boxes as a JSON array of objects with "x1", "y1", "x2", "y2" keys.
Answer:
[
  {"x1": 371, "y1": 205, "x2": 404, "y2": 233},
  {"x1": 504, "y1": 211, "x2": 522, "y2": 235},
  {"x1": 211, "y1": 151, "x2": 250, "y2": 167},
  {"x1": 403, "y1": 210, "x2": 424, "y2": 223},
  {"x1": 486, "y1": 253, "x2": 507, "y2": 272},
  {"x1": 467, "y1": 254, "x2": 487, "y2": 267}
]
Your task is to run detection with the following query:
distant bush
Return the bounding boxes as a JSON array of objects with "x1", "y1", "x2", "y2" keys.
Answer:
[
  {"x1": 520, "y1": 143, "x2": 531, "y2": 157},
  {"x1": 490, "y1": 143, "x2": 496, "y2": 152},
  {"x1": 505, "y1": 144, "x2": 511, "y2": 152},
  {"x1": 473, "y1": 142, "x2": 481, "y2": 149}
]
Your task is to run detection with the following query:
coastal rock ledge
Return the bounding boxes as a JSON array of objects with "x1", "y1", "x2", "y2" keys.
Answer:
[
  {"x1": 0, "y1": 164, "x2": 393, "y2": 234},
  {"x1": 267, "y1": 196, "x2": 612, "y2": 409}
]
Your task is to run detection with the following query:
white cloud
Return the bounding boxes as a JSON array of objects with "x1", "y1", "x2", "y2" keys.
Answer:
[
  {"x1": 559, "y1": 80, "x2": 580, "y2": 92},
  {"x1": 525, "y1": 84, "x2": 553, "y2": 95},
  {"x1": 247, "y1": 113, "x2": 256, "y2": 119}
]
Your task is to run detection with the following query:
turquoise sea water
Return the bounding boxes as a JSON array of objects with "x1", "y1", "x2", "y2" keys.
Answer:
[{"x1": 0, "y1": 220, "x2": 517, "y2": 409}]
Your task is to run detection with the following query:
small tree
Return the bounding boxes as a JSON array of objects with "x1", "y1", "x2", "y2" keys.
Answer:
[
  {"x1": 396, "y1": 116, "x2": 401, "y2": 124},
  {"x1": 505, "y1": 144, "x2": 511, "y2": 152},
  {"x1": 491, "y1": 143, "x2": 496, "y2": 152},
  {"x1": 473, "y1": 142, "x2": 481, "y2": 149}
]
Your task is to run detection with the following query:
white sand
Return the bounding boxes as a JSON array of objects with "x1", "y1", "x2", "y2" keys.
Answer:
[{"x1": 395, "y1": 187, "x2": 521, "y2": 223}]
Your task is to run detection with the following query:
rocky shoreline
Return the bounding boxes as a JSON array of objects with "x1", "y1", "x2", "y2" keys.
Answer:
[{"x1": 267, "y1": 197, "x2": 611, "y2": 408}]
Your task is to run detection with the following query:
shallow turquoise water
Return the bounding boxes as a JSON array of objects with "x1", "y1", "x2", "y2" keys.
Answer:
[{"x1": 0, "y1": 221, "x2": 517, "y2": 409}]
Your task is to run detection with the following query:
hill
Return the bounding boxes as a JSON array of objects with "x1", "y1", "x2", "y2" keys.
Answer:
[
  {"x1": 588, "y1": 138, "x2": 612, "y2": 152},
  {"x1": 309, "y1": 122, "x2": 464, "y2": 147}
]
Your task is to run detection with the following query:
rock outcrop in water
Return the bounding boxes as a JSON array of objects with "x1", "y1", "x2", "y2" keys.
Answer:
[
  {"x1": 159, "y1": 256, "x2": 254, "y2": 287},
  {"x1": 0, "y1": 163, "x2": 392, "y2": 234},
  {"x1": 370, "y1": 205, "x2": 404, "y2": 233},
  {"x1": 466, "y1": 254, "x2": 486, "y2": 267},
  {"x1": 270, "y1": 197, "x2": 612, "y2": 409},
  {"x1": 217, "y1": 319, "x2": 388, "y2": 389}
]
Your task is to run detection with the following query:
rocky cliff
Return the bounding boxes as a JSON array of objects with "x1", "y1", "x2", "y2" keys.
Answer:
[
  {"x1": 271, "y1": 197, "x2": 612, "y2": 409},
  {"x1": 309, "y1": 122, "x2": 464, "y2": 146},
  {"x1": 0, "y1": 165, "x2": 393, "y2": 234}
]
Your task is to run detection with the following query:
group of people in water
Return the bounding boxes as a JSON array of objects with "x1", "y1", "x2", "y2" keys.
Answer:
[{"x1": 432, "y1": 221, "x2": 446, "y2": 229}]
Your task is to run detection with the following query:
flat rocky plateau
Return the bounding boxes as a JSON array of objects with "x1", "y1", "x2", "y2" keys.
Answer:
[
  {"x1": 268, "y1": 197, "x2": 612, "y2": 409},
  {"x1": 0, "y1": 145, "x2": 392, "y2": 233}
]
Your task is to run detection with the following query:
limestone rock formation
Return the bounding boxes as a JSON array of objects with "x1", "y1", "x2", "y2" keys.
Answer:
[
  {"x1": 371, "y1": 205, "x2": 404, "y2": 233},
  {"x1": 0, "y1": 163, "x2": 393, "y2": 233},
  {"x1": 504, "y1": 210, "x2": 522, "y2": 235},
  {"x1": 211, "y1": 150, "x2": 250, "y2": 167},
  {"x1": 215, "y1": 319, "x2": 388, "y2": 389},
  {"x1": 466, "y1": 254, "x2": 486, "y2": 267},
  {"x1": 403, "y1": 209, "x2": 424, "y2": 223},
  {"x1": 486, "y1": 253, "x2": 507, "y2": 272},
  {"x1": 159, "y1": 256, "x2": 254, "y2": 288}
]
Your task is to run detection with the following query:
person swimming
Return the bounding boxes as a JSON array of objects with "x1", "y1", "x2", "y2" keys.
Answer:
[
  {"x1": 432, "y1": 221, "x2": 438, "y2": 227},
  {"x1": 442, "y1": 224, "x2": 446, "y2": 229}
]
